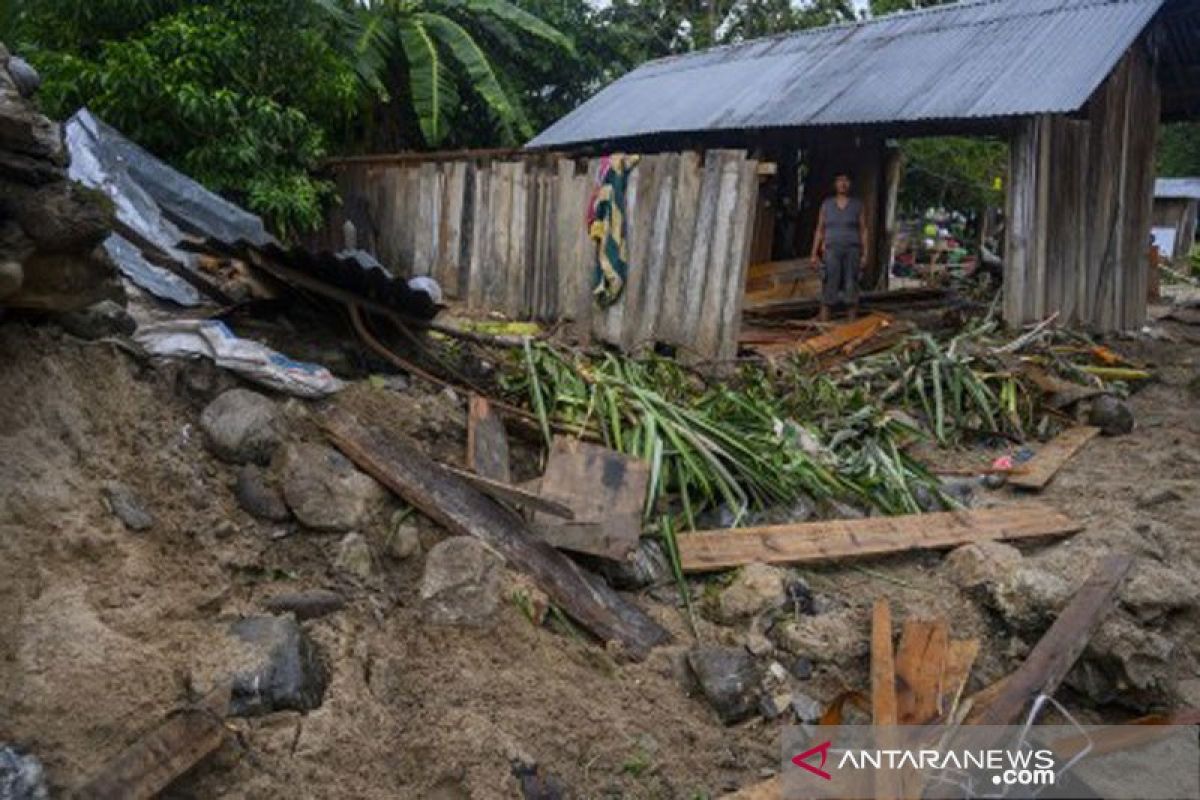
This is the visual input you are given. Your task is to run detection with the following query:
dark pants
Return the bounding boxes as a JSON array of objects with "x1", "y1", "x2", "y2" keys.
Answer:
[{"x1": 822, "y1": 245, "x2": 861, "y2": 307}]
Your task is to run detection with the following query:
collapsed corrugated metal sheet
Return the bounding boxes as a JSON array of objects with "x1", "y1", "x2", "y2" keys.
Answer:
[
  {"x1": 1156, "y1": 177, "x2": 1200, "y2": 199},
  {"x1": 64, "y1": 108, "x2": 439, "y2": 318},
  {"x1": 528, "y1": 0, "x2": 1165, "y2": 149}
]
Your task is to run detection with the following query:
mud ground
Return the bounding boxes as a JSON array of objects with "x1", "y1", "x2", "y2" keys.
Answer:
[{"x1": 1, "y1": 309, "x2": 1198, "y2": 799}]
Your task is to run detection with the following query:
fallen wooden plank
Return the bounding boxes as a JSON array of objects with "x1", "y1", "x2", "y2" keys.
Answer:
[
  {"x1": 676, "y1": 504, "x2": 1082, "y2": 572},
  {"x1": 1008, "y1": 426, "x2": 1100, "y2": 490},
  {"x1": 466, "y1": 394, "x2": 510, "y2": 484},
  {"x1": 969, "y1": 554, "x2": 1133, "y2": 726},
  {"x1": 319, "y1": 407, "x2": 669, "y2": 658},
  {"x1": 531, "y1": 437, "x2": 648, "y2": 561},
  {"x1": 74, "y1": 686, "x2": 230, "y2": 800},
  {"x1": 894, "y1": 619, "x2": 949, "y2": 725},
  {"x1": 440, "y1": 464, "x2": 574, "y2": 520}
]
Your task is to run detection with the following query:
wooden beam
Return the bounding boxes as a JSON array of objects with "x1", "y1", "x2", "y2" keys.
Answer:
[
  {"x1": 969, "y1": 554, "x2": 1133, "y2": 726},
  {"x1": 466, "y1": 394, "x2": 510, "y2": 484},
  {"x1": 319, "y1": 407, "x2": 670, "y2": 659},
  {"x1": 1008, "y1": 426, "x2": 1100, "y2": 490},
  {"x1": 871, "y1": 600, "x2": 900, "y2": 800},
  {"x1": 676, "y1": 504, "x2": 1082, "y2": 572},
  {"x1": 894, "y1": 619, "x2": 949, "y2": 725},
  {"x1": 74, "y1": 687, "x2": 229, "y2": 800}
]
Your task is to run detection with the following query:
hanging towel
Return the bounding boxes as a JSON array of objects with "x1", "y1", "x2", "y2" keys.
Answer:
[{"x1": 587, "y1": 154, "x2": 640, "y2": 306}]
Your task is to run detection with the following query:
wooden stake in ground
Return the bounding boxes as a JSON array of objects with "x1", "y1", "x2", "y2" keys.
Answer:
[
  {"x1": 1008, "y1": 426, "x2": 1100, "y2": 491},
  {"x1": 969, "y1": 554, "x2": 1133, "y2": 726},
  {"x1": 74, "y1": 687, "x2": 230, "y2": 800},
  {"x1": 676, "y1": 504, "x2": 1082, "y2": 572},
  {"x1": 894, "y1": 619, "x2": 949, "y2": 725},
  {"x1": 466, "y1": 394, "x2": 511, "y2": 483},
  {"x1": 319, "y1": 407, "x2": 670, "y2": 659},
  {"x1": 871, "y1": 599, "x2": 900, "y2": 800}
]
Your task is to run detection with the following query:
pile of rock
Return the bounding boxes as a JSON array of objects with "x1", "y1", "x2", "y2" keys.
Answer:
[{"x1": 0, "y1": 43, "x2": 116, "y2": 312}]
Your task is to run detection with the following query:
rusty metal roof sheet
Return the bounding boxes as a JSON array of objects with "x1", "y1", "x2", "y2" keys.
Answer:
[{"x1": 528, "y1": 0, "x2": 1166, "y2": 149}]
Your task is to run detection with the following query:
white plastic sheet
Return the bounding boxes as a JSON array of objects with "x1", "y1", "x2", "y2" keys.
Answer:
[{"x1": 135, "y1": 320, "x2": 344, "y2": 398}]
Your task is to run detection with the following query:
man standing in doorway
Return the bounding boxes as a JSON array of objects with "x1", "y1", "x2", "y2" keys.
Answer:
[{"x1": 810, "y1": 172, "x2": 869, "y2": 322}]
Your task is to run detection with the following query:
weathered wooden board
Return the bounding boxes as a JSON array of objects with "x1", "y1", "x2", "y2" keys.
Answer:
[
  {"x1": 894, "y1": 619, "x2": 949, "y2": 725},
  {"x1": 467, "y1": 394, "x2": 510, "y2": 484},
  {"x1": 532, "y1": 436, "x2": 649, "y2": 561},
  {"x1": 677, "y1": 504, "x2": 1082, "y2": 572},
  {"x1": 320, "y1": 408, "x2": 670, "y2": 658},
  {"x1": 1008, "y1": 426, "x2": 1100, "y2": 491},
  {"x1": 970, "y1": 554, "x2": 1132, "y2": 726}
]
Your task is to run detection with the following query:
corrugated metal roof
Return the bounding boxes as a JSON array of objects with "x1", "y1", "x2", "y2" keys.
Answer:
[
  {"x1": 1156, "y1": 177, "x2": 1200, "y2": 199},
  {"x1": 528, "y1": 0, "x2": 1165, "y2": 149}
]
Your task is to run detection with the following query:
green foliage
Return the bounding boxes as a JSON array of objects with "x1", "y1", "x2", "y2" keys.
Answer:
[
  {"x1": 1158, "y1": 123, "x2": 1200, "y2": 177},
  {"x1": 899, "y1": 136, "x2": 1008, "y2": 214},
  {"x1": 318, "y1": 0, "x2": 571, "y2": 149},
  {"x1": 868, "y1": 0, "x2": 952, "y2": 16},
  {"x1": 12, "y1": 0, "x2": 358, "y2": 238}
]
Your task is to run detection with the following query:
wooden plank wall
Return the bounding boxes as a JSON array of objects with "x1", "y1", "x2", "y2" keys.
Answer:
[
  {"x1": 1004, "y1": 43, "x2": 1160, "y2": 331},
  {"x1": 320, "y1": 149, "x2": 760, "y2": 361}
]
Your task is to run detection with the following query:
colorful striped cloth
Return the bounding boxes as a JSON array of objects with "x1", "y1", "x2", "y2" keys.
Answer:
[{"x1": 587, "y1": 154, "x2": 640, "y2": 306}]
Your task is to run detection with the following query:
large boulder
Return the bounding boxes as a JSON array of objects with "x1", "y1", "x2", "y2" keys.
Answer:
[
  {"x1": 773, "y1": 608, "x2": 868, "y2": 667},
  {"x1": 281, "y1": 443, "x2": 386, "y2": 531},
  {"x1": 200, "y1": 389, "x2": 282, "y2": 465},
  {"x1": 227, "y1": 615, "x2": 328, "y2": 717},
  {"x1": 942, "y1": 541, "x2": 1023, "y2": 589},
  {"x1": 420, "y1": 537, "x2": 504, "y2": 626}
]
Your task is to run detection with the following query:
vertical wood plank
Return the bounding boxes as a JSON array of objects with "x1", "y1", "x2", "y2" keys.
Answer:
[
  {"x1": 659, "y1": 151, "x2": 702, "y2": 347},
  {"x1": 508, "y1": 160, "x2": 529, "y2": 317},
  {"x1": 619, "y1": 155, "x2": 662, "y2": 352},
  {"x1": 489, "y1": 160, "x2": 513, "y2": 312},
  {"x1": 632, "y1": 153, "x2": 679, "y2": 351},
  {"x1": 678, "y1": 152, "x2": 722, "y2": 356},
  {"x1": 693, "y1": 151, "x2": 742, "y2": 361},
  {"x1": 467, "y1": 163, "x2": 492, "y2": 311},
  {"x1": 716, "y1": 155, "x2": 760, "y2": 363},
  {"x1": 438, "y1": 161, "x2": 466, "y2": 298},
  {"x1": 412, "y1": 162, "x2": 438, "y2": 277}
]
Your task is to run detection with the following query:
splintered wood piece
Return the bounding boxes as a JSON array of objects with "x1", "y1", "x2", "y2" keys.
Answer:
[
  {"x1": 676, "y1": 504, "x2": 1082, "y2": 572},
  {"x1": 871, "y1": 600, "x2": 898, "y2": 726},
  {"x1": 970, "y1": 554, "x2": 1133, "y2": 726},
  {"x1": 532, "y1": 436, "x2": 649, "y2": 560},
  {"x1": 894, "y1": 619, "x2": 950, "y2": 725},
  {"x1": 74, "y1": 687, "x2": 230, "y2": 800},
  {"x1": 466, "y1": 394, "x2": 510, "y2": 483},
  {"x1": 1008, "y1": 426, "x2": 1100, "y2": 490},
  {"x1": 941, "y1": 638, "x2": 981, "y2": 717},
  {"x1": 319, "y1": 408, "x2": 669, "y2": 659},
  {"x1": 440, "y1": 464, "x2": 574, "y2": 519}
]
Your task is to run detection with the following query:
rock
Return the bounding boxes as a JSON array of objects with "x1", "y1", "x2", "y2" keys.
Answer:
[
  {"x1": 200, "y1": 389, "x2": 281, "y2": 465},
  {"x1": 383, "y1": 521, "x2": 422, "y2": 560},
  {"x1": 56, "y1": 299, "x2": 134, "y2": 340},
  {"x1": 1067, "y1": 614, "x2": 1175, "y2": 709},
  {"x1": 1136, "y1": 487, "x2": 1182, "y2": 510},
  {"x1": 686, "y1": 647, "x2": 761, "y2": 724},
  {"x1": 942, "y1": 541, "x2": 1022, "y2": 589},
  {"x1": 333, "y1": 532, "x2": 374, "y2": 580},
  {"x1": 939, "y1": 479, "x2": 975, "y2": 507},
  {"x1": 235, "y1": 465, "x2": 290, "y2": 522},
  {"x1": 0, "y1": 745, "x2": 48, "y2": 800},
  {"x1": 790, "y1": 656, "x2": 813, "y2": 680},
  {"x1": 1088, "y1": 394, "x2": 1134, "y2": 436},
  {"x1": 744, "y1": 632, "x2": 774, "y2": 657},
  {"x1": 784, "y1": 577, "x2": 816, "y2": 616},
  {"x1": 281, "y1": 443, "x2": 386, "y2": 531},
  {"x1": 774, "y1": 608, "x2": 868, "y2": 667},
  {"x1": 760, "y1": 691, "x2": 793, "y2": 720},
  {"x1": 511, "y1": 758, "x2": 566, "y2": 800},
  {"x1": 7, "y1": 55, "x2": 41, "y2": 98},
  {"x1": 591, "y1": 538, "x2": 671, "y2": 590},
  {"x1": 102, "y1": 482, "x2": 154, "y2": 531},
  {"x1": 209, "y1": 520, "x2": 238, "y2": 540},
  {"x1": 982, "y1": 472, "x2": 1007, "y2": 490},
  {"x1": 263, "y1": 589, "x2": 345, "y2": 621},
  {"x1": 986, "y1": 565, "x2": 1072, "y2": 633},
  {"x1": 227, "y1": 615, "x2": 328, "y2": 717},
  {"x1": 1118, "y1": 562, "x2": 1200, "y2": 622},
  {"x1": 420, "y1": 537, "x2": 504, "y2": 626},
  {"x1": 713, "y1": 563, "x2": 787, "y2": 623},
  {"x1": 789, "y1": 691, "x2": 824, "y2": 723}
]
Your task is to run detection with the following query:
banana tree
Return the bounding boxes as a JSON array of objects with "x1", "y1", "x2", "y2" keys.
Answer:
[{"x1": 317, "y1": 0, "x2": 572, "y2": 147}]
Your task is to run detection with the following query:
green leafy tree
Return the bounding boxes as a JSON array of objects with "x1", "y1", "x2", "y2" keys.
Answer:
[
  {"x1": 899, "y1": 136, "x2": 1008, "y2": 216},
  {"x1": 868, "y1": 0, "x2": 951, "y2": 16},
  {"x1": 1158, "y1": 123, "x2": 1200, "y2": 177},
  {"x1": 317, "y1": 0, "x2": 572, "y2": 150},
  {"x1": 7, "y1": 0, "x2": 359, "y2": 238}
]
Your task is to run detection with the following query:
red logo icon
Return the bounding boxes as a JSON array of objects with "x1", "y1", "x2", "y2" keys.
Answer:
[{"x1": 792, "y1": 740, "x2": 833, "y2": 781}]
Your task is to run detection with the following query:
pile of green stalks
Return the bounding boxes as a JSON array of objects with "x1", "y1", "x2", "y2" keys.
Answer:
[
  {"x1": 842, "y1": 321, "x2": 1039, "y2": 444},
  {"x1": 504, "y1": 341, "x2": 950, "y2": 533}
]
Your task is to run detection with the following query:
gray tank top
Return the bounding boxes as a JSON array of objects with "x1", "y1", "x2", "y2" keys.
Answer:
[{"x1": 821, "y1": 197, "x2": 863, "y2": 248}]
